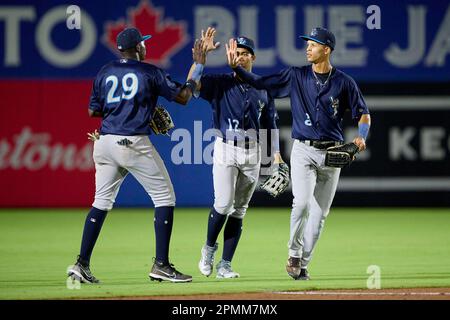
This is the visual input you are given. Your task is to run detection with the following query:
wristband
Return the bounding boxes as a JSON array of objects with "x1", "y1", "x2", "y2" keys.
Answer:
[
  {"x1": 184, "y1": 79, "x2": 197, "y2": 95},
  {"x1": 191, "y1": 63, "x2": 204, "y2": 82},
  {"x1": 358, "y1": 122, "x2": 370, "y2": 140}
]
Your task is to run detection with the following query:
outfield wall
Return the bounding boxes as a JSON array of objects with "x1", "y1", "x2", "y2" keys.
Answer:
[{"x1": 1, "y1": 0, "x2": 449, "y2": 207}]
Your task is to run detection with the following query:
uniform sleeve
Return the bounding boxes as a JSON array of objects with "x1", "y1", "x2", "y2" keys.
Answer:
[
  {"x1": 261, "y1": 96, "x2": 279, "y2": 130},
  {"x1": 153, "y1": 68, "x2": 181, "y2": 101},
  {"x1": 233, "y1": 66, "x2": 292, "y2": 98},
  {"x1": 88, "y1": 77, "x2": 102, "y2": 112},
  {"x1": 264, "y1": 97, "x2": 280, "y2": 153},
  {"x1": 346, "y1": 78, "x2": 369, "y2": 120},
  {"x1": 199, "y1": 73, "x2": 221, "y2": 102}
]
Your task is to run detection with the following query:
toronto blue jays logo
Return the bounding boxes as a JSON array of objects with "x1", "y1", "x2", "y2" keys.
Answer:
[{"x1": 330, "y1": 96, "x2": 339, "y2": 117}]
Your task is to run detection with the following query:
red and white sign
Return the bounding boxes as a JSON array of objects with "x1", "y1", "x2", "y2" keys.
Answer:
[{"x1": 0, "y1": 80, "x2": 100, "y2": 207}]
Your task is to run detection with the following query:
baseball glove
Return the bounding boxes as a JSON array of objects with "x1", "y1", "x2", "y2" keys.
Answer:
[
  {"x1": 150, "y1": 105, "x2": 174, "y2": 135},
  {"x1": 260, "y1": 163, "x2": 290, "y2": 197},
  {"x1": 324, "y1": 142, "x2": 359, "y2": 168}
]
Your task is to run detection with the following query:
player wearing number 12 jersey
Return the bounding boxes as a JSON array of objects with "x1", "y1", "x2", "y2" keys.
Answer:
[
  {"x1": 190, "y1": 28, "x2": 285, "y2": 279},
  {"x1": 67, "y1": 27, "x2": 202, "y2": 284}
]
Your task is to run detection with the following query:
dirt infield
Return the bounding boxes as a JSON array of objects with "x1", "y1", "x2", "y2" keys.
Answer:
[{"x1": 112, "y1": 287, "x2": 450, "y2": 300}]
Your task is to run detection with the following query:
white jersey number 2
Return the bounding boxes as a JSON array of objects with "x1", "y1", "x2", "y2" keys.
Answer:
[{"x1": 106, "y1": 73, "x2": 138, "y2": 103}]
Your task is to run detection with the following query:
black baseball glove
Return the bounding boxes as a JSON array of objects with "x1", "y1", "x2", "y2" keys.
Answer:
[
  {"x1": 150, "y1": 105, "x2": 174, "y2": 135},
  {"x1": 260, "y1": 163, "x2": 290, "y2": 197},
  {"x1": 324, "y1": 142, "x2": 359, "y2": 168}
]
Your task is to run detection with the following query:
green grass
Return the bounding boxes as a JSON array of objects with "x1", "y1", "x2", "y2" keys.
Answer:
[{"x1": 0, "y1": 208, "x2": 450, "y2": 299}]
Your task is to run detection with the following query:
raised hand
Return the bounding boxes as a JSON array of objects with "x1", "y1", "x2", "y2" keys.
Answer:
[
  {"x1": 225, "y1": 38, "x2": 239, "y2": 68},
  {"x1": 192, "y1": 39, "x2": 207, "y2": 65},
  {"x1": 201, "y1": 27, "x2": 220, "y2": 53}
]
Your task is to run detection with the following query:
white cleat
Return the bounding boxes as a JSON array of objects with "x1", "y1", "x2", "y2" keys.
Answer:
[
  {"x1": 198, "y1": 243, "x2": 218, "y2": 277},
  {"x1": 216, "y1": 259, "x2": 240, "y2": 279}
]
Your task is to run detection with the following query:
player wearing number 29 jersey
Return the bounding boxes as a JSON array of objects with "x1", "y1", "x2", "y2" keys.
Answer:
[
  {"x1": 68, "y1": 27, "x2": 200, "y2": 284},
  {"x1": 89, "y1": 59, "x2": 179, "y2": 136}
]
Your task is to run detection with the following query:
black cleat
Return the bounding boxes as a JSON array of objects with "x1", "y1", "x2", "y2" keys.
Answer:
[
  {"x1": 296, "y1": 268, "x2": 310, "y2": 281},
  {"x1": 67, "y1": 256, "x2": 100, "y2": 284},
  {"x1": 149, "y1": 259, "x2": 192, "y2": 283},
  {"x1": 286, "y1": 256, "x2": 301, "y2": 279}
]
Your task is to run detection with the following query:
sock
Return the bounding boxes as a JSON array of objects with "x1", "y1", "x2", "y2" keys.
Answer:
[
  {"x1": 154, "y1": 206, "x2": 174, "y2": 265},
  {"x1": 222, "y1": 216, "x2": 243, "y2": 262},
  {"x1": 79, "y1": 207, "x2": 108, "y2": 264},
  {"x1": 206, "y1": 208, "x2": 227, "y2": 247}
]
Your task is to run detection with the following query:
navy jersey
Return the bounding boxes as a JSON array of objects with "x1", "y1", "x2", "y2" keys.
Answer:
[
  {"x1": 89, "y1": 59, "x2": 180, "y2": 136},
  {"x1": 234, "y1": 66, "x2": 369, "y2": 141},
  {"x1": 200, "y1": 73, "x2": 278, "y2": 140}
]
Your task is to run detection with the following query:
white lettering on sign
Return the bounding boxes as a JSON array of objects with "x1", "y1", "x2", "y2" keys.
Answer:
[
  {"x1": 384, "y1": 6, "x2": 427, "y2": 68},
  {"x1": 425, "y1": 5, "x2": 450, "y2": 67},
  {"x1": 0, "y1": 127, "x2": 94, "y2": 171},
  {"x1": 36, "y1": 6, "x2": 96, "y2": 67},
  {"x1": 0, "y1": 3, "x2": 449, "y2": 68},
  {"x1": 421, "y1": 127, "x2": 445, "y2": 160},
  {"x1": 389, "y1": 126, "x2": 448, "y2": 161},
  {"x1": 0, "y1": 6, "x2": 35, "y2": 67},
  {"x1": 329, "y1": 5, "x2": 368, "y2": 66},
  {"x1": 0, "y1": 5, "x2": 96, "y2": 68}
]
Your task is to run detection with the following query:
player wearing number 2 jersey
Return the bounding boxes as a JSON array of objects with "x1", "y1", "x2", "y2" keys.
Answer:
[
  {"x1": 230, "y1": 27, "x2": 371, "y2": 280},
  {"x1": 67, "y1": 27, "x2": 202, "y2": 284}
]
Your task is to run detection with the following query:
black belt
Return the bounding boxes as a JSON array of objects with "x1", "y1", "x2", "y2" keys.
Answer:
[
  {"x1": 221, "y1": 137, "x2": 257, "y2": 149},
  {"x1": 299, "y1": 140, "x2": 342, "y2": 150}
]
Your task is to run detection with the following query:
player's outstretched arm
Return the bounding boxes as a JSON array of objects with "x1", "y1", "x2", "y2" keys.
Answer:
[
  {"x1": 227, "y1": 38, "x2": 290, "y2": 98},
  {"x1": 186, "y1": 27, "x2": 220, "y2": 93},
  {"x1": 174, "y1": 36, "x2": 211, "y2": 105},
  {"x1": 226, "y1": 38, "x2": 265, "y2": 89}
]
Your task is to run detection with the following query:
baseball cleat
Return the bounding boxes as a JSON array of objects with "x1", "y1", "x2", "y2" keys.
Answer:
[
  {"x1": 198, "y1": 243, "x2": 218, "y2": 277},
  {"x1": 149, "y1": 259, "x2": 192, "y2": 283},
  {"x1": 296, "y1": 268, "x2": 310, "y2": 280},
  {"x1": 286, "y1": 256, "x2": 301, "y2": 280},
  {"x1": 216, "y1": 259, "x2": 240, "y2": 279},
  {"x1": 67, "y1": 257, "x2": 100, "y2": 284}
]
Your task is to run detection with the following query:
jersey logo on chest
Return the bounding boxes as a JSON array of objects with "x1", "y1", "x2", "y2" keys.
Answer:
[
  {"x1": 258, "y1": 99, "x2": 265, "y2": 111},
  {"x1": 329, "y1": 96, "x2": 339, "y2": 117},
  {"x1": 257, "y1": 99, "x2": 265, "y2": 120}
]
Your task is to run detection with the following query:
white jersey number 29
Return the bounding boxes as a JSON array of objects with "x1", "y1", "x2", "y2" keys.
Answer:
[{"x1": 106, "y1": 73, "x2": 138, "y2": 103}]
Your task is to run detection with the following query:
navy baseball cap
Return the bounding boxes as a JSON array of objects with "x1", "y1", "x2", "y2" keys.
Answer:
[
  {"x1": 117, "y1": 27, "x2": 152, "y2": 51},
  {"x1": 301, "y1": 27, "x2": 336, "y2": 50},
  {"x1": 235, "y1": 36, "x2": 255, "y2": 55}
]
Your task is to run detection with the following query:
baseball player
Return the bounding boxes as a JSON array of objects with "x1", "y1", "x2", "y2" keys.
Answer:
[
  {"x1": 227, "y1": 27, "x2": 371, "y2": 280},
  {"x1": 67, "y1": 27, "x2": 204, "y2": 284},
  {"x1": 191, "y1": 28, "x2": 284, "y2": 278}
]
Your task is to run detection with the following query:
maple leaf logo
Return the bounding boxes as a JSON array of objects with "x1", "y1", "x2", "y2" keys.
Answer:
[{"x1": 103, "y1": 0, "x2": 189, "y2": 67}]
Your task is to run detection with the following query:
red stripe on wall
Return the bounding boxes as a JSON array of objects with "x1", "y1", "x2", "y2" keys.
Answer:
[{"x1": 0, "y1": 80, "x2": 101, "y2": 207}]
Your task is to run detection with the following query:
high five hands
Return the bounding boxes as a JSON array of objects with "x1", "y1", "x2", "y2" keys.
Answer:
[
  {"x1": 225, "y1": 38, "x2": 239, "y2": 68},
  {"x1": 201, "y1": 27, "x2": 220, "y2": 53},
  {"x1": 192, "y1": 27, "x2": 220, "y2": 65}
]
